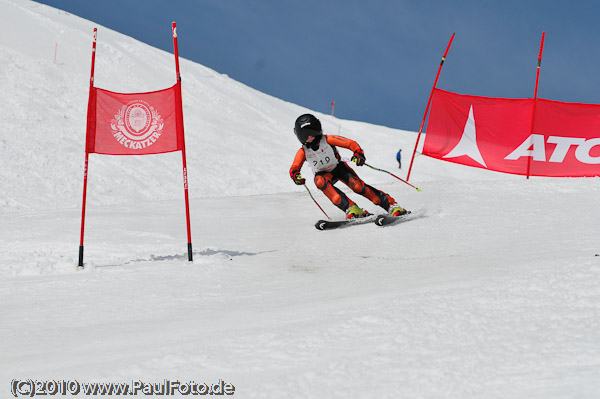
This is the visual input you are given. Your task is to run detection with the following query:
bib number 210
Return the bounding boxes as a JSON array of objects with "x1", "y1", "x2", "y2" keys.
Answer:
[{"x1": 313, "y1": 156, "x2": 331, "y2": 167}]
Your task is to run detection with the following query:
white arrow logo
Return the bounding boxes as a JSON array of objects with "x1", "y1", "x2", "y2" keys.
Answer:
[{"x1": 443, "y1": 105, "x2": 487, "y2": 168}]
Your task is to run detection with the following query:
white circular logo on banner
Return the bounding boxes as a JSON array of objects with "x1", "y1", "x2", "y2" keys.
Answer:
[{"x1": 111, "y1": 100, "x2": 164, "y2": 150}]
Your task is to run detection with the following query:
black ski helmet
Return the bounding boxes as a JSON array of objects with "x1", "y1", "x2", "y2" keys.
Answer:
[{"x1": 294, "y1": 114, "x2": 322, "y2": 145}]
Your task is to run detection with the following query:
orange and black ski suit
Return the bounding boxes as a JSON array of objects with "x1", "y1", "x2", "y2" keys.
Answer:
[{"x1": 289, "y1": 134, "x2": 397, "y2": 212}]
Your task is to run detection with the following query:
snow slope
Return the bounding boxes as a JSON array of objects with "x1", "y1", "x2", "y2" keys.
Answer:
[{"x1": 1, "y1": 0, "x2": 600, "y2": 398}]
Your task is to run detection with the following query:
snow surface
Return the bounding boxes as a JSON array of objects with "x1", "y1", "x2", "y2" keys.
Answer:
[{"x1": 2, "y1": 0, "x2": 600, "y2": 397}]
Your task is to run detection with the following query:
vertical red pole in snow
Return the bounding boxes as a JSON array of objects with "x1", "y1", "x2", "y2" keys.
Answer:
[
  {"x1": 406, "y1": 33, "x2": 455, "y2": 182},
  {"x1": 78, "y1": 28, "x2": 97, "y2": 268},
  {"x1": 172, "y1": 22, "x2": 194, "y2": 263},
  {"x1": 331, "y1": 101, "x2": 335, "y2": 116},
  {"x1": 526, "y1": 31, "x2": 545, "y2": 180}
]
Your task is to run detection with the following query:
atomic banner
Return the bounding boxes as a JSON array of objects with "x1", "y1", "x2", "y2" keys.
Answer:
[
  {"x1": 86, "y1": 83, "x2": 184, "y2": 155},
  {"x1": 424, "y1": 88, "x2": 600, "y2": 177}
]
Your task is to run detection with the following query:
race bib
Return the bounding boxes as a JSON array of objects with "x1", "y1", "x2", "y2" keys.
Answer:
[{"x1": 305, "y1": 136, "x2": 338, "y2": 173}]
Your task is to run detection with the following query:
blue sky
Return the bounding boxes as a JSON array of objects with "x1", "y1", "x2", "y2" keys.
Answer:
[{"x1": 35, "y1": 0, "x2": 600, "y2": 130}]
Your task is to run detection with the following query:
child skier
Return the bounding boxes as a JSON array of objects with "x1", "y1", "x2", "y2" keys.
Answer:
[{"x1": 289, "y1": 113, "x2": 407, "y2": 219}]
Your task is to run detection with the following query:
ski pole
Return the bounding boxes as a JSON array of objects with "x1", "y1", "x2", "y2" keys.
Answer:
[
  {"x1": 303, "y1": 184, "x2": 330, "y2": 219},
  {"x1": 364, "y1": 163, "x2": 422, "y2": 192}
]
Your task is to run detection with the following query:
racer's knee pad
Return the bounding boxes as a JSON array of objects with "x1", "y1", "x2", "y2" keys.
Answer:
[
  {"x1": 348, "y1": 177, "x2": 366, "y2": 194},
  {"x1": 314, "y1": 175, "x2": 328, "y2": 190}
]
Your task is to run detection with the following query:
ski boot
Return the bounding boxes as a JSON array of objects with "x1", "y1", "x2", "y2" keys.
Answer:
[
  {"x1": 388, "y1": 204, "x2": 408, "y2": 217},
  {"x1": 346, "y1": 204, "x2": 368, "y2": 219}
]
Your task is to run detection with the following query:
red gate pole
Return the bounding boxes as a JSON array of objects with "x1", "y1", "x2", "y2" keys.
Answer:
[
  {"x1": 78, "y1": 28, "x2": 97, "y2": 269},
  {"x1": 172, "y1": 22, "x2": 194, "y2": 263},
  {"x1": 406, "y1": 33, "x2": 455, "y2": 182},
  {"x1": 526, "y1": 31, "x2": 545, "y2": 180}
]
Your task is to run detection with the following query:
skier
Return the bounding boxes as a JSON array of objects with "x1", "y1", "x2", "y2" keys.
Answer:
[
  {"x1": 396, "y1": 148, "x2": 402, "y2": 169},
  {"x1": 289, "y1": 114, "x2": 407, "y2": 219}
]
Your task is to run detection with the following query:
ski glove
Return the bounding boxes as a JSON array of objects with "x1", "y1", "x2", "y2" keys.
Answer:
[
  {"x1": 352, "y1": 149, "x2": 366, "y2": 166},
  {"x1": 290, "y1": 171, "x2": 306, "y2": 185}
]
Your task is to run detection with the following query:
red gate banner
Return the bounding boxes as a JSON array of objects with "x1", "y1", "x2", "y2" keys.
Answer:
[
  {"x1": 86, "y1": 82, "x2": 184, "y2": 155},
  {"x1": 79, "y1": 23, "x2": 193, "y2": 268},
  {"x1": 424, "y1": 88, "x2": 600, "y2": 177}
]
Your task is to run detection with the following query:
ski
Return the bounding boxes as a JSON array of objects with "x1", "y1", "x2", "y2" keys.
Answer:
[
  {"x1": 316, "y1": 210, "x2": 421, "y2": 230},
  {"x1": 315, "y1": 214, "x2": 375, "y2": 230},
  {"x1": 375, "y1": 211, "x2": 413, "y2": 226}
]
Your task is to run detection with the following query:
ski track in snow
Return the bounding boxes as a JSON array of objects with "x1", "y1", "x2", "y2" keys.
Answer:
[
  {"x1": 3, "y1": 183, "x2": 600, "y2": 398},
  {"x1": 1, "y1": 0, "x2": 600, "y2": 398}
]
